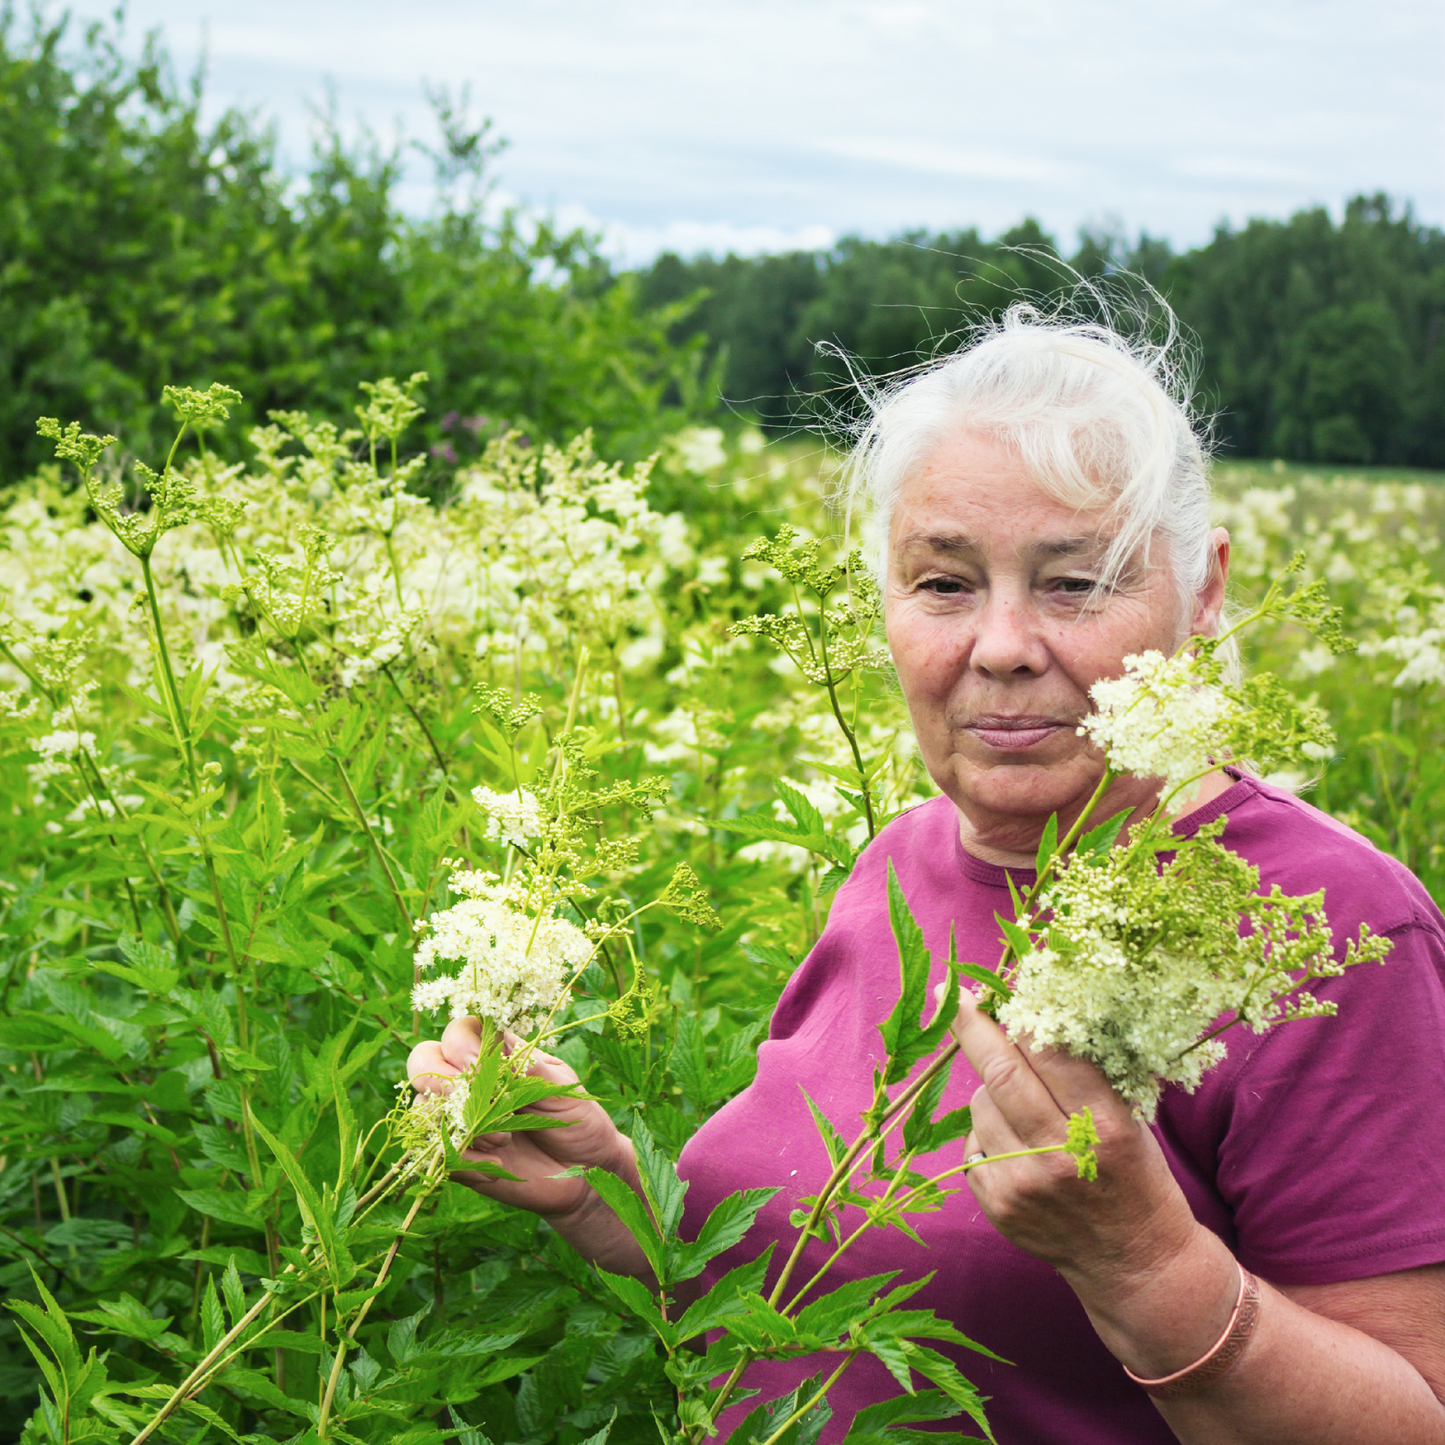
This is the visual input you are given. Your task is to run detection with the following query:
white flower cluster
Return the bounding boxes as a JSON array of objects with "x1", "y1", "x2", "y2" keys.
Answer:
[
  {"x1": 471, "y1": 786, "x2": 543, "y2": 849},
  {"x1": 1080, "y1": 651, "x2": 1239, "y2": 795},
  {"x1": 27, "y1": 729, "x2": 97, "y2": 783},
  {"x1": 996, "y1": 823, "x2": 1386, "y2": 1117},
  {"x1": 1000, "y1": 939, "x2": 1232, "y2": 1119},
  {"x1": 1362, "y1": 627, "x2": 1445, "y2": 690},
  {"x1": 412, "y1": 868, "x2": 592, "y2": 1030},
  {"x1": 393, "y1": 1074, "x2": 477, "y2": 1170},
  {"x1": 30, "y1": 729, "x2": 96, "y2": 759}
]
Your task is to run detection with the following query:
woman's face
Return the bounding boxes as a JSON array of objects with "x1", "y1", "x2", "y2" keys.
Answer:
[{"x1": 885, "y1": 428, "x2": 1228, "y2": 854}]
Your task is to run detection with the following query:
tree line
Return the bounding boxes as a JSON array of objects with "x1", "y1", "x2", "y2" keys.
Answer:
[
  {"x1": 0, "y1": 12, "x2": 706, "y2": 481},
  {"x1": 2, "y1": 11, "x2": 1442, "y2": 480},
  {"x1": 638, "y1": 201, "x2": 1445, "y2": 468}
]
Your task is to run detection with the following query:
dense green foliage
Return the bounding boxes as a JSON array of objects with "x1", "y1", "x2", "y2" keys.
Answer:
[
  {"x1": 0, "y1": 356, "x2": 1442, "y2": 1441},
  {"x1": 639, "y1": 202, "x2": 1445, "y2": 467},
  {"x1": 0, "y1": 11, "x2": 701, "y2": 480}
]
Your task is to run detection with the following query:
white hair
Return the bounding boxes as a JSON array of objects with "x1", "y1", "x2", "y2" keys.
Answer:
[{"x1": 840, "y1": 296, "x2": 1218, "y2": 628}]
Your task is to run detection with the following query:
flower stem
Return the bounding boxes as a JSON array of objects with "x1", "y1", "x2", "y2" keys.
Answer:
[
  {"x1": 755, "y1": 1354, "x2": 857, "y2": 1445},
  {"x1": 317, "y1": 1187, "x2": 429, "y2": 1436}
]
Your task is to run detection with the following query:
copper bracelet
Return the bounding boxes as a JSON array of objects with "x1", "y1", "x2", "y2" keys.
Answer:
[{"x1": 1124, "y1": 1262, "x2": 1262, "y2": 1399}]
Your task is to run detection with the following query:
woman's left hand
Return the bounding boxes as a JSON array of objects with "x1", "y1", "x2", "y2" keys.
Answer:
[{"x1": 946, "y1": 984, "x2": 1241, "y2": 1369}]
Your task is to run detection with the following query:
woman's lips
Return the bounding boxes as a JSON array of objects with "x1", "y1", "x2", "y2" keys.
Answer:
[{"x1": 964, "y1": 717, "x2": 1068, "y2": 752}]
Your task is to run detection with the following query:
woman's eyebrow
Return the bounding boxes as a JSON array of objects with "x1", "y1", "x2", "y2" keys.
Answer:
[
  {"x1": 1025, "y1": 536, "x2": 1109, "y2": 561},
  {"x1": 896, "y1": 533, "x2": 1110, "y2": 560},
  {"x1": 896, "y1": 531, "x2": 980, "y2": 556}
]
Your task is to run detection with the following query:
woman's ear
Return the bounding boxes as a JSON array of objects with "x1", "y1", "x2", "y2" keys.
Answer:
[{"x1": 1191, "y1": 528, "x2": 1230, "y2": 636}]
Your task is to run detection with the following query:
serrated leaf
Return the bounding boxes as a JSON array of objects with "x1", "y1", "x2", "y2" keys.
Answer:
[
  {"x1": 901, "y1": 1059, "x2": 952, "y2": 1156},
  {"x1": 386, "y1": 1302, "x2": 432, "y2": 1366},
  {"x1": 673, "y1": 1246, "x2": 774, "y2": 1341},
  {"x1": 583, "y1": 1167, "x2": 665, "y2": 1282},
  {"x1": 801, "y1": 1089, "x2": 847, "y2": 1168},
  {"x1": 221, "y1": 1258, "x2": 246, "y2": 1328},
  {"x1": 793, "y1": 1271, "x2": 902, "y2": 1341},
  {"x1": 201, "y1": 1278, "x2": 225, "y2": 1354},
  {"x1": 1077, "y1": 807, "x2": 1130, "y2": 856},
  {"x1": 1034, "y1": 813, "x2": 1059, "y2": 876},
  {"x1": 993, "y1": 913, "x2": 1035, "y2": 966},
  {"x1": 672, "y1": 1187, "x2": 779, "y2": 1281},
  {"x1": 950, "y1": 961, "x2": 1012, "y2": 997},
  {"x1": 594, "y1": 1267, "x2": 676, "y2": 1346},
  {"x1": 630, "y1": 1114, "x2": 687, "y2": 1240}
]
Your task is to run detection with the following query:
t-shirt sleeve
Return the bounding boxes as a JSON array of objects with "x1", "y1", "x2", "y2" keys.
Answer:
[{"x1": 1210, "y1": 919, "x2": 1445, "y2": 1286}]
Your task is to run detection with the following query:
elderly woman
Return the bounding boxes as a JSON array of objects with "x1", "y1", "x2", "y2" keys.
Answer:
[{"x1": 409, "y1": 312, "x2": 1445, "y2": 1444}]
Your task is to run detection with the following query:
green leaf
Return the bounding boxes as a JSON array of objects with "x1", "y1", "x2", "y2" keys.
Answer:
[
  {"x1": 950, "y1": 961, "x2": 1012, "y2": 997},
  {"x1": 794, "y1": 1271, "x2": 902, "y2": 1340},
  {"x1": 201, "y1": 1278, "x2": 225, "y2": 1354},
  {"x1": 630, "y1": 1113, "x2": 687, "y2": 1240},
  {"x1": 1034, "y1": 812, "x2": 1059, "y2": 876},
  {"x1": 893, "y1": 1342, "x2": 994, "y2": 1440},
  {"x1": 174, "y1": 1188, "x2": 269, "y2": 1230},
  {"x1": 1077, "y1": 807, "x2": 1130, "y2": 856},
  {"x1": 877, "y1": 862, "x2": 931, "y2": 1085},
  {"x1": 842, "y1": 1389, "x2": 969, "y2": 1444},
  {"x1": 801, "y1": 1088, "x2": 847, "y2": 1168},
  {"x1": 717, "y1": 1292, "x2": 800, "y2": 1353},
  {"x1": 877, "y1": 871, "x2": 958, "y2": 1088},
  {"x1": 594, "y1": 1267, "x2": 677, "y2": 1346},
  {"x1": 901, "y1": 1060, "x2": 952, "y2": 1156},
  {"x1": 673, "y1": 1247, "x2": 774, "y2": 1341},
  {"x1": 993, "y1": 913, "x2": 1035, "y2": 965},
  {"x1": 221, "y1": 1257, "x2": 246, "y2": 1328},
  {"x1": 253, "y1": 1114, "x2": 355, "y2": 1287},
  {"x1": 583, "y1": 1167, "x2": 665, "y2": 1282},
  {"x1": 672, "y1": 1187, "x2": 779, "y2": 1281},
  {"x1": 386, "y1": 1302, "x2": 432, "y2": 1366}
]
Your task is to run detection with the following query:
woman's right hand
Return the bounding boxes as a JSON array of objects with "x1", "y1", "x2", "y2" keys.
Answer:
[{"x1": 406, "y1": 1016, "x2": 650, "y2": 1275}]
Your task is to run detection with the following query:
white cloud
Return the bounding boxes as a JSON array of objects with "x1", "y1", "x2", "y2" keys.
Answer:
[{"x1": 45, "y1": 0, "x2": 1445, "y2": 258}]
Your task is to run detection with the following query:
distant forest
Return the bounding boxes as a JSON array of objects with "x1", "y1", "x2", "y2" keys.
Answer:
[{"x1": 637, "y1": 199, "x2": 1445, "y2": 468}]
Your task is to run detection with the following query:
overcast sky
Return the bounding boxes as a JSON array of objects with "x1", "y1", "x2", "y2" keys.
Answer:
[{"x1": 53, "y1": 0, "x2": 1445, "y2": 264}]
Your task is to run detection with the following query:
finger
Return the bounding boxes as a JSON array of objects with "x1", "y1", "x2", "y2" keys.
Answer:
[
  {"x1": 441, "y1": 1016, "x2": 484, "y2": 1069},
  {"x1": 950, "y1": 988, "x2": 1067, "y2": 1146},
  {"x1": 967, "y1": 1084, "x2": 1027, "y2": 1161},
  {"x1": 407, "y1": 1040, "x2": 462, "y2": 1095},
  {"x1": 1010, "y1": 1029, "x2": 1135, "y2": 1127}
]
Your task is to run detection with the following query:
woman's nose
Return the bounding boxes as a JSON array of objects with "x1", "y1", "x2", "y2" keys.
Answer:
[{"x1": 969, "y1": 593, "x2": 1050, "y2": 678}]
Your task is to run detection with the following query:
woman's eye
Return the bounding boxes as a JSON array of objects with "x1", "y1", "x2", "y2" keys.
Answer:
[
  {"x1": 1052, "y1": 576, "x2": 1098, "y2": 596},
  {"x1": 920, "y1": 576, "x2": 967, "y2": 595}
]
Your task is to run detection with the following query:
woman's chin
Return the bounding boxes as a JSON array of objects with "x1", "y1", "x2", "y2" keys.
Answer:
[{"x1": 944, "y1": 753, "x2": 1102, "y2": 820}]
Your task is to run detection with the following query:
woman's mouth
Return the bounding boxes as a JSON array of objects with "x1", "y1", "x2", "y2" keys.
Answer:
[{"x1": 964, "y1": 716, "x2": 1068, "y2": 752}]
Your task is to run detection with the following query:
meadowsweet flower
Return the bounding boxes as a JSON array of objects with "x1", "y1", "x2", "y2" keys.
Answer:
[
  {"x1": 0, "y1": 689, "x2": 39, "y2": 719},
  {"x1": 412, "y1": 869, "x2": 592, "y2": 1029},
  {"x1": 1080, "y1": 651, "x2": 1238, "y2": 795},
  {"x1": 31, "y1": 729, "x2": 96, "y2": 759},
  {"x1": 471, "y1": 786, "x2": 543, "y2": 848},
  {"x1": 671, "y1": 426, "x2": 727, "y2": 474},
  {"x1": 1363, "y1": 629, "x2": 1445, "y2": 689},
  {"x1": 396, "y1": 1073, "x2": 476, "y2": 1164},
  {"x1": 998, "y1": 822, "x2": 1391, "y2": 1117},
  {"x1": 1081, "y1": 649, "x2": 1334, "y2": 793}
]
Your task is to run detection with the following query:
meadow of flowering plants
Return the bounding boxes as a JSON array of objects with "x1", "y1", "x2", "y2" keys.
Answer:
[{"x1": 0, "y1": 375, "x2": 1440, "y2": 1445}]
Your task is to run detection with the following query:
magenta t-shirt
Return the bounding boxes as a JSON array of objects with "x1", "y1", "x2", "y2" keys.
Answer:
[{"x1": 677, "y1": 776, "x2": 1445, "y2": 1444}]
